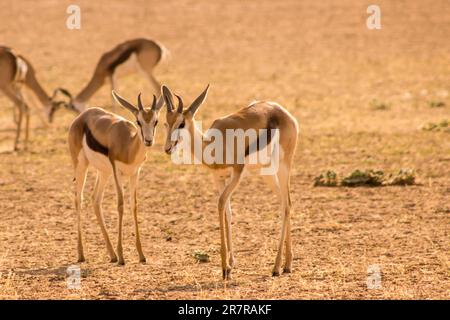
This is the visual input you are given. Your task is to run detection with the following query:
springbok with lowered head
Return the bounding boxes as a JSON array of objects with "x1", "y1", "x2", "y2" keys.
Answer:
[
  {"x1": 68, "y1": 91, "x2": 164, "y2": 264},
  {"x1": 161, "y1": 85, "x2": 299, "y2": 279},
  {"x1": 0, "y1": 46, "x2": 70, "y2": 150},
  {"x1": 61, "y1": 38, "x2": 168, "y2": 114}
]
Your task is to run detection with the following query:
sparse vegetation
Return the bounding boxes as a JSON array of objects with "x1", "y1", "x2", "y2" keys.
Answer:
[
  {"x1": 428, "y1": 101, "x2": 445, "y2": 108},
  {"x1": 341, "y1": 169, "x2": 385, "y2": 187},
  {"x1": 0, "y1": 0, "x2": 447, "y2": 300},
  {"x1": 314, "y1": 169, "x2": 417, "y2": 187},
  {"x1": 385, "y1": 169, "x2": 416, "y2": 186},
  {"x1": 193, "y1": 250, "x2": 210, "y2": 263},
  {"x1": 370, "y1": 99, "x2": 390, "y2": 111},
  {"x1": 422, "y1": 120, "x2": 450, "y2": 132},
  {"x1": 313, "y1": 170, "x2": 338, "y2": 187}
]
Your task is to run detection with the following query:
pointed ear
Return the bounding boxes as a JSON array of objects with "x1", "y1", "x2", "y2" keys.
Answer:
[
  {"x1": 112, "y1": 91, "x2": 138, "y2": 115},
  {"x1": 187, "y1": 84, "x2": 210, "y2": 116},
  {"x1": 161, "y1": 85, "x2": 174, "y2": 113}
]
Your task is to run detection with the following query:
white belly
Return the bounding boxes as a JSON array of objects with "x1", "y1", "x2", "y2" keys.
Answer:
[{"x1": 113, "y1": 53, "x2": 140, "y2": 79}]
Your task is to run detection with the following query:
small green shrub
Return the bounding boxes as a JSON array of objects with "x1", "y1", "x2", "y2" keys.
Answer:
[
  {"x1": 193, "y1": 250, "x2": 210, "y2": 263},
  {"x1": 313, "y1": 170, "x2": 338, "y2": 187},
  {"x1": 341, "y1": 169, "x2": 385, "y2": 187},
  {"x1": 385, "y1": 169, "x2": 416, "y2": 186},
  {"x1": 422, "y1": 120, "x2": 450, "y2": 132}
]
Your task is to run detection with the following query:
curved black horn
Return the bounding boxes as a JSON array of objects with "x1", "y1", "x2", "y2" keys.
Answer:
[
  {"x1": 151, "y1": 94, "x2": 157, "y2": 110},
  {"x1": 137, "y1": 93, "x2": 144, "y2": 111},
  {"x1": 52, "y1": 87, "x2": 73, "y2": 101},
  {"x1": 175, "y1": 94, "x2": 183, "y2": 113}
]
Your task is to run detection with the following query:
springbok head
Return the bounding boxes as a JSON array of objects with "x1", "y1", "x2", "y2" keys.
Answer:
[
  {"x1": 161, "y1": 84, "x2": 210, "y2": 154},
  {"x1": 112, "y1": 91, "x2": 165, "y2": 147},
  {"x1": 48, "y1": 88, "x2": 75, "y2": 122}
]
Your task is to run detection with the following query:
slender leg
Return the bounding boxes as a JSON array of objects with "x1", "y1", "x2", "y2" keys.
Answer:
[
  {"x1": 278, "y1": 165, "x2": 293, "y2": 274},
  {"x1": 149, "y1": 74, "x2": 161, "y2": 93},
  {"x1": 129, "y1": 171, "x2": 146, "y2": 263},
  {"x1": 13, "y1": 105, "x2": 19, "y2": 125},
  {"x1": 110, "y1": 160, "x2": 125, "y2": 265},
  {"x1": 13, "y1": 103, "x2": 23, "y2": 151},
  {"x1": 272, "y1": 164, "x2": 292, "y2": 276},
  {"x1": 225, "y1": 201, "x2": 234, "y2": 267},
  {"x1": 217, "y1": 166, "x2": 243, "y2": 280},
  {"x1": 23, "y1": 103, "x2": 30, "y2": 151},
  {"x1": 214, "y1": 173, "x2": 234, "y2": 268},
  {"x1": 15, "y1": 90, "x2": 30, "y2": 151},
  {"x1": 74, "y1": 153, "x2": 88, "y2": 262},
  {"x1": 1, "y1": 87, "x2": 29, "y2": 151},
  {"x1": 144, "y1": 71, "x2": 161, "y2": 94},
  {"x1": 109, "y1": 75, "x2": 118, "y2": 112},
  {"x1": 92, "y1": 171, "x2": 117, "y2": 262}
]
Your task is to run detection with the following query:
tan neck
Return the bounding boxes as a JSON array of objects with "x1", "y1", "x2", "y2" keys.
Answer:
[
  {"x1": 75, "y1": 76, "x2": 103, "y2": 104},
  {"x1": 189, "y1": 120, "x2": 209, "y2": 166},
  {"x1": 26, "y1": 71, "x2": 52, "y2": 109},
  {"x1": 129, "y1": 129, "x2": 147, "y2": 162}
]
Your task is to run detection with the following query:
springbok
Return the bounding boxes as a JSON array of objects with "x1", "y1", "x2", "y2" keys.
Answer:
[
  {"x1": 0, "y1": 46, "x2": 69, "y2": 150},
  {"x1": 68, "y1": 91, "x2": 164, "y2": 265},
  {"x1": 161, "y1": 85, "x2": 299, "y2": 279},
  {"x1": 64, "y1": 38, "x2": 168, "y2": 114}
]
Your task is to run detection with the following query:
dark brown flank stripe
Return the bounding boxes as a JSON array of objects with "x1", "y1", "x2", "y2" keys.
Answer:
[
  {"x1": 84, "y1": 125, "x2": 108, "y2": 156},
  {"x1": 245, "y1": 115, "x2": 279, "y2": 157},
  {"x1": 108, "y1": 47, "x2": 136, "y2": 73}
]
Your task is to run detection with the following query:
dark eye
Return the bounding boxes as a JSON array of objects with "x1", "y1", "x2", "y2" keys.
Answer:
[
  {"x1": 154, "y1": 120, "x2": 158, "y2": 126},
  {"x1": 136, "y1": 120, "x2": 141, "y2": 126},
  {"x1": 179, "y1": 121, "x2": 185, "y2": 129}
]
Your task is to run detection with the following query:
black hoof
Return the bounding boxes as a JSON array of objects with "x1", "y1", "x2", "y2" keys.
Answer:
[
  {"x1": 272, "y1": 271, "x2": 280, "y2": 277},
  {"x1": 222, "y1": 267, "x2": 232, "y2": 280},
  {"x1": 118, "y1": 260, "x2": 125, "y2": 266},
  {"x1": 283, "y1": 267, "x2": 291, "y2": 274},
  {"x1": 110, "y1": 257, "x2": 118, "y2": 263},
  {"x1": 77, "y1": 257, "x2": 86, "y2": 263},
  {"x1": 139, "y1": 257, "x2": 146, "y2": 264}
]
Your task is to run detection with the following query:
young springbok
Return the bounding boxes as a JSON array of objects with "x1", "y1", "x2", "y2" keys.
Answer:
[
  {"x1": 68, "y1": 91, "x2": 164, "y2": 265},
  {"x1": 66, "y1": 38, "x2": 168, "y2": 114},
  {"x1": 161, "y1": 85, "x2": 299, "y2": 279},
  {"x1": 0, "y1": 46, "x2": 69, "y2": 150}
]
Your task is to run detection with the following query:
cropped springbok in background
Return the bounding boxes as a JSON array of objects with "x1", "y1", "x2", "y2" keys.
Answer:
[
  {"x1": 68, "y1": 91, "x2": 164, "y2": 265},
  {"x1": 161, "y1": 85, "x2": 299, "y2": 279},
  {"x1": 64, "y1": 38, "x2": 168, "y2": 114},
  {"x1": 0, "y1": 46, "x2": 69, "y2": 150}
]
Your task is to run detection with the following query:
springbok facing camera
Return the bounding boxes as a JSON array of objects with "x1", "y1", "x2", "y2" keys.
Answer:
[
  {"x1": 161, "y1": 85, "x2": 299, "y2": 279},
  {"x1": 68, "y1": 91, "x2": 164, "y2": 265},
  {"x1": 64, "y1": 38, "x2": 169, "y2": 114},
  {"x1": 0, "y1": 46, "x2": 70, "y2": 150}
]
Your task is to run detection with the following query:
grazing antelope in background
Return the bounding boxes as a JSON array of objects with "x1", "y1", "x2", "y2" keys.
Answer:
[
  {"x1": 161, "y1": 85, "x2": 299, "y2": 279},
  {"x1": 0, "y1": 46, "x2": 70, "y2": 150},
  {"x1": 63, "y1": 38, "x2": 168, "y2": 114},
  {"x1": 68, "y1": 91, "x2": 164, "y2": 265}
]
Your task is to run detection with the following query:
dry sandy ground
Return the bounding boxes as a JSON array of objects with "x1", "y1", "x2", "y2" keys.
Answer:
[{"x1": 0, "y1": 0, "x2": 449, "y2": 299}]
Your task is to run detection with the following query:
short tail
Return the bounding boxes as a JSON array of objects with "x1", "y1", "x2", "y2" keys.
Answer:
[
  {"x1": 157, "y1": 41, "x2": 171, "y2": 66},
  {"x1": 9, "y1": 50, "x2": 28, "y2": 85}
]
